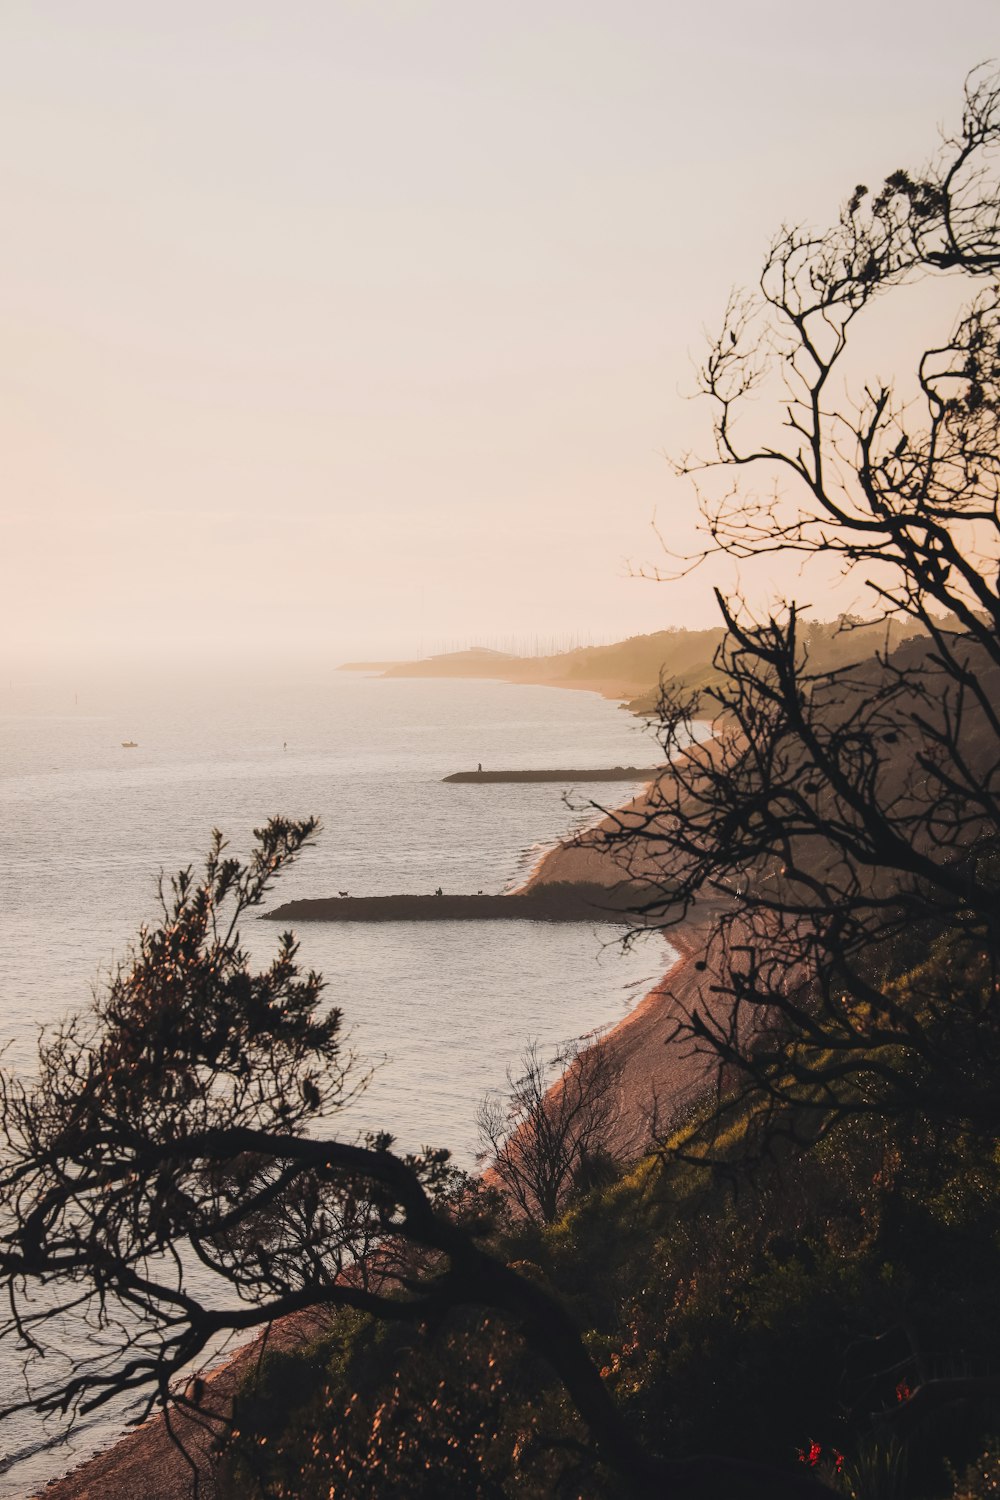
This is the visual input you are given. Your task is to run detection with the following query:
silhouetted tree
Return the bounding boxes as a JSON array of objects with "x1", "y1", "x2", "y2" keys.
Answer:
[
  {"x1": 0, "y1": 820, "x2": 833, "y2": 1499},
  {"x1": 609, "y1": 65, "x2": 1000, "y2": 1151},
  {"x1": 477, "y1": 1034, "x2": 623, "y2": 1224}
]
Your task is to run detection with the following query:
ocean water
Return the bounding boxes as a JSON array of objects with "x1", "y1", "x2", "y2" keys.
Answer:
[{"x1": 0, "y1": 668, "x2": 670, "y2": 1495}]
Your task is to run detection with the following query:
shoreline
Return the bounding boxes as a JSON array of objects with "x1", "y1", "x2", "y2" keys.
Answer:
[
  {"x1": 34, "y1": 688, "x2": 708, "y2": 1500},
  {"x1": 34, "y1": 916, "x2": 712, "y2": 1500},
  {"x1": 516, "y1": 765, "x2": 719, "y2": 1155}
]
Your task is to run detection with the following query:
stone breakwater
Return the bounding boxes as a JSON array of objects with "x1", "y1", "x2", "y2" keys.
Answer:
[
  {"x1": 441, "y1": 766, "x2": 664, "y2": 783},
  {"x1": 263, "y1": 882, "x2": 652, "y2": 925}
]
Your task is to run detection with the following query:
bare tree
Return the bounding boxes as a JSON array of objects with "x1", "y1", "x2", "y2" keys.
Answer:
[
  {"x1": 605, "y1": 66, "x2": 1000, "y2": 1154},
  {"x1": 675, "y1": 61, "x2": 1000, "y2": 627},
  {"x1": 477, "y1": 1034, "x2": 623, "y2": 1224}
]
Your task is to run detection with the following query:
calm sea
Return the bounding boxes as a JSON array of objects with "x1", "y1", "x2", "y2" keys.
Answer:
[{"x1": 0, "y1": 669, "x2": 669, "y2": 1495}]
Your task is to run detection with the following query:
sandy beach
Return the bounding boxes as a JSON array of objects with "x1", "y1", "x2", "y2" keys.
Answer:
[
  {"x1": 521, "y1": 764, "x2": 720, "y2": 1155},
  {"x1": 34, "y1": 1310, "x2": 335, "y2": 1500}
]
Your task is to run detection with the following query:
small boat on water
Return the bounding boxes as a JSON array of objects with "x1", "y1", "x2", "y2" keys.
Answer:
[{"x1": 121, "y1": 740, "x2": 138, "y2": 749}]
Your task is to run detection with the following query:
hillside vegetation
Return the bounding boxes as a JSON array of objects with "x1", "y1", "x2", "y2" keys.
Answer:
[
  {"x1": 368, "y1": 616, "x2": 925, "y2": 714},
  {"x1": 220, "y1": 932, "x2": 1000, "y2": 1499}
]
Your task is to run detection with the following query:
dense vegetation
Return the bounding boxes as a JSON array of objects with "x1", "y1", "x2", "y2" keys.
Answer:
[{"x1": 220, "y1": 939, "x2": 1000, "y2": 1498}]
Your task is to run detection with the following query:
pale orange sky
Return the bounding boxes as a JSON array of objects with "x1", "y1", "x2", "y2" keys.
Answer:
[{"x1": 2, "y1": 2, "x2": 997, "y2": 676}]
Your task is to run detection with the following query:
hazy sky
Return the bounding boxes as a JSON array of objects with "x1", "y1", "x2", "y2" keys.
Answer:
[{"x1": 2, "y1": 2, "x2": 997, "y2": 674}]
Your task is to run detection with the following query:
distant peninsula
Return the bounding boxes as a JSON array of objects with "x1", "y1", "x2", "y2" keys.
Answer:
[
  {"x1": 339, "y1": 618, "x2": 926, "y2": 714},
  {"x1": 337, "y1": 637, "x2": 719, "y2": 711}
]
